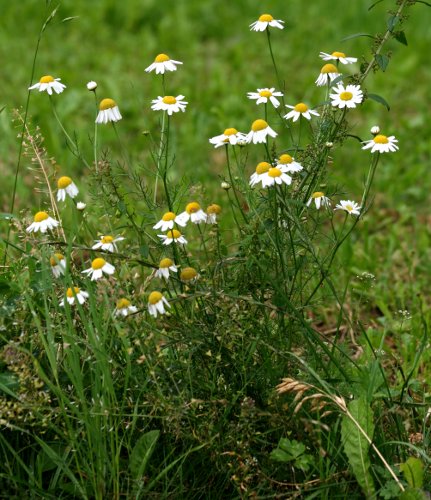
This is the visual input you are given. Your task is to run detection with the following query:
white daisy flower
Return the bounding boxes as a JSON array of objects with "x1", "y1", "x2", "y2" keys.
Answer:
[
  {"x1": 261, "y1": 167, "x2": 292, "y2": 188},
  {"x1": 50, "y1": 253, "x2": 66, "y2": 278},
  {"x1": 114, "y1": 298, "x2": 138, "y2": 317},
  {"x1": 86, "y1": 81, "x2": 97, "y2": 91},
  {"x1": 250, "y1": 14, "x2": 284, "y2": 31},
  {"x1": 155, "y1": 258, "x2": 178, "y2": 280},
  {"x1": 249, "y1": 162, "x2": 271, "y2": 187},
  {"x1": 95, "y1": 98, "x2": 122, "y2": 124},
  {"x1": 82, "y1": 257, "x2": 115, "y2": 281},
  {"x1": 247, "y1": 88, "x2": 283, "y2": 108},
  {"x1": 319, "y1": 51, "x2": 357, "y2": 65},
  {"x1": 206, "y1": 204, "x2": 222, "y2": 224},
  {"x1": 362, "y1": 134, "x2": 399, "y2": 153},
  {"x1": 57, "y1": 176, "x2": 79, "y2": 202},
  {"x1": 176, "y1": 202, "x2": 207, "y2": 225},
  {"x1": 158, "y1": 229, "x2": 188, "y2": 246},
  {"x1": 60, "y1": 287, "x2": 89, "y2": 307},
  {"x1": 148, "y1": 291, "x2": 171, "y2": 318},
  {"x1": 284, "y1": 102, "x2": 320, "y2": 122},
  {"x1": 245, "y1": 119, "x2": 278, "y2": 144},
  {"x1": 315, "y1": 64, "x2": 341, "y2": 86},
  {"x1": 335, "y1": 200, "x2": 361, "y2": 216},
  {"x1": 306, "y1": 192, "x2": 331, "y2": 209},
  {"x1": 180, "y1": 267, "x2": 199, "y2": 283},
  {"x1": 29, "y1": 75, "x2": 66, "y2": 95},
  {"x1": 330, "y1": 83, "x2": 363, "y2": 109},
  {"x1": 276, "y1": 154, "x2": 303, "y2": 173},
  {"x1": 145, "y1": 53, "x2": 183, "y2": 74},
  {"x1": 26, "y1": 211, "x2": 59, "y2": 234},
  {"x1": 209, "y1": 128, "x2": 247, "y2": 148},
  {"x1": 92, "y1": 235, "x2": 125, "y2": 253},
  {"x1": 153, "y1": 211, "x2": 187, "y2": 231},
  {"x1": 151, "y1": 95, "x2": 187, "y2": 115}
]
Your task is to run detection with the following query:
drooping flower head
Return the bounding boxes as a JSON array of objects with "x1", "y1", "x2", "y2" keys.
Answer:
[
  {"x1": 145, "y1": 53, "x2": 183, "y2": 74},
  {"x1": 57, "y1": 176, "x2": 79, "y2": 202},
  {"x1": 245, "y1": 119, "x2": 278, "y2": 144},
  {"x1": 330, "y1": 83, "x2": 363, "y2": 109},
  {"x1": 247, "y1": 88, "x2": 284, "y2": 108},
  {"x1": 155, "y1": 257, "x2": 178, "y2": 280},
  {"x1": 29, "y1": 75, "x2": 66, "y2": 95},
  {"x1": 50, "y1": 253, "x2": 66, "y2": 278},
  {"x1": 250, "y1": 162, "x2": 271, "y2": 187},
  {"x1": 151, "y1": 95, "x2": 188, "y2": 115},
  {"x1": 158, "y1": 229, "x2": 188, "y2": 246},
  {"x1": 362, "y1": 134, "x2": 398, "y2": 153},
  {"x1": 209, "y1": 128, "x2": 247, "y2": 148},
  {"x1": 284, "y1": 103, "x2": 320, "y2": 122},
  {"x1": 92, "y1": 235, "x2": 125, "y2": 253},
  {"x1": 115, "y1": 298, "x2": 138, "y2": 317},
  {"x1": 306, "y1": 192, "x2": 331, "y2": 210},
  {"x1": 96, "y1": 98, "x2": 122, "y2": 124},
  {"x1": 319, "y1": 51, "x2": 357, "y2": 65},
  {"x1": 206, "y1": 204, "x2": 222, "y2": 224},
  {"x1": 276, "y1": 154, "x2": 303, "y2": 173},
  {"x1": 26, "y1": 211, "x2": 59, "y2": 234},
  {"x1": 60, "y1": 287, "x2": 89, "y2": 306},
  {"x1": 315, "y1": 64, "x2": 341, "y2": 87},
  {"x1": 82, "y1": 257, "x2": 115, "y2": 281},
  {"x1": 177, "y1": 202, "x2": 207, "y2": 225},
  {"x1": 250, "y1": 14, "x2": 284, "y2": 31},
  {"x1": 148, "y1": 291, "x2": 171, "y2": 318}
]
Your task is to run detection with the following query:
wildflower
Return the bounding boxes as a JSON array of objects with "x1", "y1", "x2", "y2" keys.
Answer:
[
  {"x1": 319, "y1": 51, "x2": 357, "y2": 65},
  {"x1": 362, "y1": 134, "x2": 399, "y2": 153},
  {"x1": 148, "y1": 291, "x2": 170, "y2": 318},
  {"x1": 114, "y1": 298, "x2": 138, "y2": 317},
  {"x1": 284, "y1": 102, "x2": 320, "y2": 122},
  {"x1": 206, "y1": 204, "x2": 222, "y2": 224},
  {"x1": 247, "y1": 88, "x2": 283, "y2": 108},
  {"x1": 92, "y1": 235, "x2": 125, "y2": 253},
  {"x1": 158, "y1": 229, "x2": 188, "y2": 246},
  {"x1": 153, "y1": 211, "x2": 186, "y2": 232},
  {"x1": 87, "y1": 81, "x2": 97, "y2": 91},
  {"x1": 306, "y1": 192, "x2": 331, "y2": 209},
  {"x1": 335, "y1": 200, "x2": 361, "y2": 216},
  {"x1": 180, "y1": 267, "x2": 199, "y2": 283},
  {"x1": 261, "y1": 167, "x2": 292, "y2": 188},
  {"x1": 245, "y1": 119, "x2": 277, "y2": 144},
  {"x1": 177, "y1": 202, "x2": 207, "y2": 225},
  {"x1": 60, "y1": 287, "x2": 89, "y2": 306},
  {"x1": 151, "y1": 95, "x2": 187, "y2": 115},
  {"x1": 29, "y1": 75, "x2": 66, "y2": 95},
  {"x1": 96, "y1": 98, "x2": 122, "y2": 124},
  {"x1": 82, "y1": 257, "x2": 115, "y2": 281},
  {"x1": 76, "y1": 202, "x2": 86, "y2": 211},
  {"x1": 330, "y1": 83, "x2": 363, "y2": 109},
  {"x1": 221, "y1": 182, "x2": 231, "y2": 190},
  {"x1": 325, "y1": 142, "x2": 334, "y2": 148},
  {"x1": 250, "y1": 14, "x2": 284, "y2": 31},
  {"x1": 26, "y1": 211, "x2": 59, "y2": 234},
  {"x1": 370, "y1": 125, "x2": 380, "y2": 135},
  {"x1": 155, "y1": 258, "x2": 178, "y2": 280},
  {"x1": 145, "y1": 53, "x2": 183, "y2": 74},
  {"x1": 209, "y1": 128, "x2": 246, "y2": 148},
  {"x1": 50, "y1": 253, "x2": 66, "y2": 278},
  {"x1": 57, "y1": 176, "x2": 79, "y2": 202},
  {"x1": 249, "y1": 161, "x2": 271, "y2": 187},
  {"x1": 315, "y1": 64, "x2": 341, "y2": 86},
  {"x1": 276, "y1": 154, "x2": 303, "y2": 173}
]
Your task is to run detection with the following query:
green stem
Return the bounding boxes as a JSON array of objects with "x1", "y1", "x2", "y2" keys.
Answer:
[{"x1": 154, "y1": 110, "x2": 166, "y2": 205}]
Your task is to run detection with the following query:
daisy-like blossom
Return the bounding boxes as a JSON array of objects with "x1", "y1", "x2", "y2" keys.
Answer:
[
  {"x1": 330, "y1": 83, "x2": 363, "y2": 109},
  {"x1": 151, "y1": 95, "x2": 187, "y2": 115},
  {"x1": 209, "y1": 128, "x2": 247, "y2": 148},
  {"x1": 177, "y1": 202, "x2": 207, "y2": 225},
  {"x1": 249, "y1": 162, "x2": 271, "y2": 187},
  {"x1": 247, "y1": 88, "x2": 283, "y2": 108},
  {"x1": 153, "y1": 211, "x2": 187, "y2": 232},
  {"x1": 155, "y1": 258, "x2": 178, "y2": 280},
  {"x1": 145, "y1": 53, "x2": 183, "y2": 74},
  {"x1": 250, "y1": 14, "x2": 284, "y2": 31},
  {"x1": 306, "y1": 192, "x2": 331, "y2": 210},
  {"x1": 335, "y1": 200, "x2": 361, "y2": 216},
  {"x1": 158, "y1": 229, "x2": 188, "y2": 246},
  {"x1": 284, "y1": 102, "x2": 320, "y2": 122},
  {"x1": 315, "y1": 64, "x2": 341, "y2": 87},
  {"x1": 180, "y1": 267, "x2": 199, "y2": 283},
  {"x1": 261, "y1": 167, "x2": 292, "y2": 188},
  {"x1": 82, "y1": 257, "x2": 115, "y2": 281},
  {"x1": 60, "y1": 287, "x2": 89, "y2": 307},
  {"x1": 319, "y1": 51, "x2": 357, "y2": 65},
  {"x1": 29, "y1": 75, "x2": 66, "y2": 95},
  {"x1": 96, "y1": 98, "x2": 122, "y2": 124},
  {"x1": 57, "y1": 176, "x2": 79, "y2": 202},
  {"x1": 148, "y1": 291, "x2": 171, "y2": 318},
  {"x1": 245, "y1": 119, "x2": 278, "y2": 144},
  {"x1": 50, "y1": 253, "x2": 66, "y2": 278},
  {"x1": 276, "y1": 154, "x2": 303, "y2": 173},
  {"x1": 92, "y1": 235, "x2": 125, "y2": 253},
  {"x1": 114, "y1": 298, "x2": 138, "y2": 317},
  {"x1": 206, "y1": 204, "x2": 222, "y2": 224},
  {"x1": 26, "y1": 211, "x2": 59, "y2": 234},
  {"x1": 362, "y1": 134, "x2": 399, "y2": 153}
]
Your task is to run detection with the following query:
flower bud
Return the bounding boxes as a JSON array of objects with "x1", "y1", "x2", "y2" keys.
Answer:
[
  {"x1": 221, "y1": 182, "x2": 231, "y2": 190},
  {"x1": 87, "y1": 81, "x2": 97, "y2": 91},
  {"x1": 370, "y1": 125, "x2": 380, "y2": 135}
]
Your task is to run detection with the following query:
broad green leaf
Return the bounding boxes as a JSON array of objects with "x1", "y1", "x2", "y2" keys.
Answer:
[
  {"x1": 270, "y1": 448, "x2": 293, "y2": 463},
  {"x1": 400, "y1": 457, "x2": 424, "y2": 489},
  {"x1": 399, "y1": 488, "x2": 427, "y2": 500},
  {"x1": 376, "y1": 54, "x2": 390, "y2": 72},
  {"x1": 130, "y1": 429, "x2": 160, "y2": 480},
  {"x1": 394, "y1": 31, "x2": 408, "y2": 46},
  {"x1": 368, "y1": 93, "x2": 391, "y2": 111}
]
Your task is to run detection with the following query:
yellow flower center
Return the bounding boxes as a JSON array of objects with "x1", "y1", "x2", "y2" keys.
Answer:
[
  {"x1": 321, "y1": 63, "x2": 338, "y2": 74},
  {"x1": 346, "y1": 204, "x2": 353, "y2": 212},
  {"x1": 278, "y1": 154, "x2": 293, "y2": 164},
  {"x1": 116, "y1": 298, "x2": 131, "y2": 309},
  {"x1": 167, "y1": 229, "x2": 181, "y2": 239},
  {"x1": 259, "y1": 90, "x2": 272, "y2": 98},
  {"x1": 255, "y1": 162, "x2": 271, "y2": 174},
  {"x1": 92, "y1": 257, "x2": 106, "y2": 270},
  {"x1": 268, "y1": 167, "x2": 282, "y2": 178},
  {"x1": 312, "y1": 192, "x2": 324, "y2": 198},
  {"x1": 99, "y1": 98, "x2": 117, "y2": 110},
  {"x1": 162, "y1": 211, "x2": 176, "y2": 221},
  {"x1": 294, "y1": 103, "x2": 308, "y2": 113},
  {"x1": 186, "y1": 202, "x2": 201, "y2": 214},
  {"x1": 331, "y1": 51, "x2": 346, "y2": 58},
  {"x1": 373, "y1": 134, "x2": 389, "y2": 144},
  {"x1": 34, "y1": 211, "x2": 49, "y2": 222},
  {"x1": 223, "y1": 128, "x2": 238, "y2": 136},
  {"x1": 251, "y1": 119, "x2": 268, "y2": 132},
  {"x1": 50, "y1": 253, "x2": 64, "y2": 266},
  {"x1": 66, "y1": 287, "x2": 80, "y2": 298},
  {"x1": 40, "y1": 75, "x2": 54, "y2": 84},
  {"x1": 207, "y1": 204, "x2": 221, "y2": 215},
  {"x1": 339, "y1": 91, "x2": 353, "y2": 101},
  {"x1": 180, "y1": 267, "x2": 198, "y2": 281},
  {"x1": 155, "y1": 53, "x2": 170, "y2": 62},
  {"x1": 162, "y1": 96, "x2": 177, "y2": 105},
  {"x1": 101, "y1": 235, "x2": 114, "y2": 244},
  {"x1": 159, "y1": 258, "x2": 174, "y2": 268},
  {"x1": 57, "y1": 176, "x2": 72, "y2": 189},
  {"x1": 259, "y1": 14, "x2": 274, "y2": 22},
  {"x1": 148, "y1": 291, "x2": 162, "y2": 305}
]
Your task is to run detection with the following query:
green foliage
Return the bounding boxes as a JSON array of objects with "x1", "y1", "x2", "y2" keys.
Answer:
[
  {"x1": 129, "y1": 429, "x2": 160, "y2": 481},
  {"x1": 400, "y1": 457, "x2": 424, "y2": 490},
  {"x1": 270, "y1": 437, "x2": 315, "y2": 472}
]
